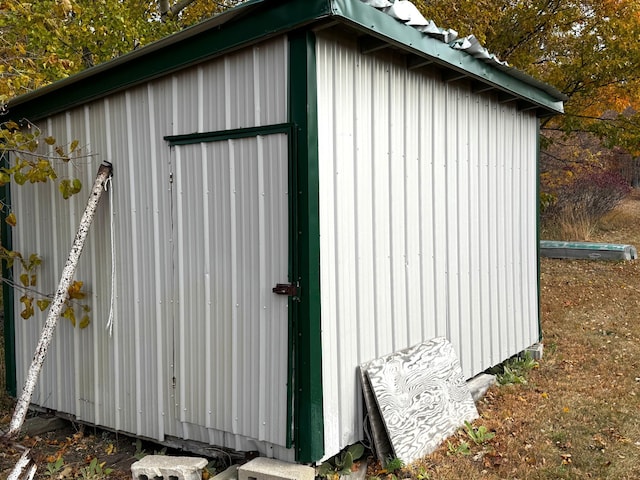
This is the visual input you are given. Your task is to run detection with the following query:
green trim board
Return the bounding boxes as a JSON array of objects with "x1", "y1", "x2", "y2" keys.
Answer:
[
  {"x1": 536, "y1": 124, "x2": 542, "y2": 343},
  {"x1": 0, "y1": 151, "x2": 16, "y2": 396},
  {"x1": 164, "y1": 123, "x2": 294, "y2": 146},
  {"x1": 5, "y1": 0, "x2": 564, "y2": 122},
  {"x1": 289, "y1": 30, "x2": 324, "y2": 463}
]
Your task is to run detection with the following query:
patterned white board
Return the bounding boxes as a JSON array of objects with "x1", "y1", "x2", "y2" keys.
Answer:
[{"x1": 360, "y1": 337, "x2": 478, "y2": 464}]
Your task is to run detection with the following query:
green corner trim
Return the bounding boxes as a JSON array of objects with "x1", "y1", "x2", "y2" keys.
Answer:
[
  {"x1": 289, "y1": 31, "x2": 324, "y2": 463},
  {"x1": 536, "y1": 124, "x2": 542, "y2": 343},
  {"x1": 0, "y1": 151, "x2": 17, "y2": 397}
]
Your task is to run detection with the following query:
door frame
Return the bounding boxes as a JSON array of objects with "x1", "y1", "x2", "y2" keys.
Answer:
[{"x1": 164, "y1": 122, "x2": 298, "y2": 449}]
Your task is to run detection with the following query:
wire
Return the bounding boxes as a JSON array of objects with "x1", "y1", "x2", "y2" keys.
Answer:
[{"x1": 105, "y1": 175, "x2": 116, "y2": 336}]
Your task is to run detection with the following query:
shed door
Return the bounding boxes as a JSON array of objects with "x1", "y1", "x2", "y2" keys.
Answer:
[{"x1": 171, "y1": 133, "x2": 291, "y2": 447}]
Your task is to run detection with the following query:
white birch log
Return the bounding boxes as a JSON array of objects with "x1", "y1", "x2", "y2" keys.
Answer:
[
  {"x1": 6, "y1": 162, "x2": 113, "y2": 439},
  {"x1": 7, "y1": 449, "x2": 36, "y2": 480}
]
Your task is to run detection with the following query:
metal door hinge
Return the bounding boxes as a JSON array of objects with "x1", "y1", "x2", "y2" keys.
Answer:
[{"x1": 273, "y1": 283, "x2": 297, "y2": 296}]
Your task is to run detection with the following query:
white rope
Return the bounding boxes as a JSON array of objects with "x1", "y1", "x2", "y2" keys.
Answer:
[{"x1": 105, "y1": 175, "x2": 116, "y2": 336}]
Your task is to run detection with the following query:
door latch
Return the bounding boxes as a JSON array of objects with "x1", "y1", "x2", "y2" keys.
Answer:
[{"x1": 273, "y1": 283, "x2": 298, "y2": 296}]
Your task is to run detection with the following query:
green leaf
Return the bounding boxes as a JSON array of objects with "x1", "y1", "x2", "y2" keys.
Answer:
[{"x1": 14, "y1": 171, "x2": 26, "y2": 185}]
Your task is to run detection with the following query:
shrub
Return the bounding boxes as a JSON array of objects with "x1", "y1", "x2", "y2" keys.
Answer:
[{"x1": 541, "y1": 169, "x2": 631, "y2": 240}]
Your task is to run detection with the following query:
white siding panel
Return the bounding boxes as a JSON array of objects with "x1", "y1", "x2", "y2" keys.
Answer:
[
  {"x1": 316, "y1": 32, "x2": 540, "y2": 456},
  {"x1": 11, "y1": 36, "x2": 289, "y2": 456}
]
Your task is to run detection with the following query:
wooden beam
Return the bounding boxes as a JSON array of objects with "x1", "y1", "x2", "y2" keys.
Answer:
[
  {"x1": 498, "y1": 92, "x2": 517, "y2": 104},
  {"x1": 472, "y1": 82, "x2": 495, "y2": 94},
  {"x1": 407, "y1": 55, "x2": 434, "y2": 70},
  {"x1": 359, "y1": 36, "x2": 390, "y2": 55},
  {"x1": 443, "y1": 69, "x2": 468, "y2": 83}
]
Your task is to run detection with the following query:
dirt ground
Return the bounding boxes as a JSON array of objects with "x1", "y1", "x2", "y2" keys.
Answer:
[{"x1": 3, "y1": 193, "x2": 640, "y2": 479}]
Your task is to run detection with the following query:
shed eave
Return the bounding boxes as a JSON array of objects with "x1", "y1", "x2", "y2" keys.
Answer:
[
  {"x1": 4, "y1": 0, "x2": 564, "y2": 121},
  {"x1": 329, "y1": 0, "x2": 565, "y2": 116}
]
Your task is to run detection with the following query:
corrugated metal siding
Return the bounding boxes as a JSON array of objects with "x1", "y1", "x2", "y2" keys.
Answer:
[
  {"x1": 316, "y1": 32, "x2": 540, "y2": 454},
  {"x1": 11, "y1": 36, "x2": 291, "y2": 457}
]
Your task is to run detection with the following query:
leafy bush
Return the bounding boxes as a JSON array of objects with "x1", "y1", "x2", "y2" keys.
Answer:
[{"x1": 542, "y1": 169, "x2": 631, "y2": 240}]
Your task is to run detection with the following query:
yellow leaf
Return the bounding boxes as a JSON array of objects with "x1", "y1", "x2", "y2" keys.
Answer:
[
  {"x1": 36, "y1": 299, "x2": 51, "y2": 311},
  {"x1": 69, "y1": 139, "x2": 79, "y2": 152},
  {"x1": 5, "y1": 212, "x2": 16, "y2": 227},
  {"x1": 105, "y1": 443, "x2": 116, "y2": 455},
  {"x1": 67, "y1": 280, "x2": 85, "y2": 299},
  {"x1": 79, "y1": 315, "x2": 90, "y2": 329},
  {"x1": 19, "y1": 273, "x2": 29, "y2": 287},
  {"x1": 44, "y1": 136, "x2": 56, "y2": 145}
]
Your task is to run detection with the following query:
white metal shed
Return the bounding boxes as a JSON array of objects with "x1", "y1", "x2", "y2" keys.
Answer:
[{"x1": 2, "y1": 0, "x2": 564, "y2": 464}]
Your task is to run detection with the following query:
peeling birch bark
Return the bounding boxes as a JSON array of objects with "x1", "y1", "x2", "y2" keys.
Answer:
[
  {"x1": 6, "y1": 161, "x2": 113, "y2": 440},
  {"x1": 7, "y1": 449, "x2": 36, "y2": 480}
]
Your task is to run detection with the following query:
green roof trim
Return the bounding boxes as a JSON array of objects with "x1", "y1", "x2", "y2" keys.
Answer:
[
  {"x1": 330, "y1": 0, "x2": 564, "y2": 115},
  {"x1": 4, "y1": 0, "x2": 564, "y2": 121}
]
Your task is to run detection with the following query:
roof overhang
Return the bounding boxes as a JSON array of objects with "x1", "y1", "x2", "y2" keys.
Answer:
[{"x1": 4, "y1": 0, "x2": 565, "y2": 121}]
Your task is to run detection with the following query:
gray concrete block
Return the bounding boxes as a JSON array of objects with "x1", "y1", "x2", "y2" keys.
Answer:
[
  {"x1": 131, "y1": 455, "x2": 208, "y2": 480},
  {"x1": 212, "y1": 465, "x2": 238, "y2": 480},
  {"x1": 524, "y1": 343, "x2": 544, "y2": 360},
  {"x1": 467, "y1": 373, "x2": 496, "y2": 402},
  {"x1": 238, "y1": 457, "x2": 315, "y2": 480}
]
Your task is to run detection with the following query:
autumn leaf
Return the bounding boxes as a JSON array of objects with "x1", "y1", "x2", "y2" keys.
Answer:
[
  {"x1": 79, "y1": 315, "x2": 90, "y2": 329},
  {"x1": 67, "y1": 280, "x2": 86, "y2": 299},
  {"x1": 20, "y1": 295, "x2": 34, "y2": 319},
  {"x1": 36, "y1": 299, "x2": 51, "y2": 311},
  {"x1": 5, "y1": 212, "x2": 16, "y2": 227},
  {"x1": 62, "y1": 306, "x2": 76, "y2": 327}
]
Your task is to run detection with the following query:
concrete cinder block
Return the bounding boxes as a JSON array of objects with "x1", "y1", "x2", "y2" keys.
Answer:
[
  {"x1": 524, "y1": 343, "x2": 544, "y2": 360},
  {"x1": 131, "y1": 455, "x2": 208, "y2": 480},
  {"x1": 467, "y1": 373, "x2": 497, "y2": 402},
  {"x1": 212, "y1": 465, "x2": 238, "y2": 480},
  {"x1": 238, "y1": 457, "x2": 315, "y2": 480}
]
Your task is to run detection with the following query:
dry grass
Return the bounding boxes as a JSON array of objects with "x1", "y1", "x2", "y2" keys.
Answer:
[{"x1": 4, "y1": 193, "x2": 640, "y2": 478}]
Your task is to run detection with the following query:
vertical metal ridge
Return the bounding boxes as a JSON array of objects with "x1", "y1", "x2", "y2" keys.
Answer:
[
  {"x1": 228, "y1": 140, "x2": 239, "y2": 434},
  {"x1": 257, "y1": 135, "x2": 267, "y2": 440}
]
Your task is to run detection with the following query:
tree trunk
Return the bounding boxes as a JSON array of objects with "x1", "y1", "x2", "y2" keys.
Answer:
[{"x1": 5, "y1": 161, "x2": 113, "y2": 439}]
